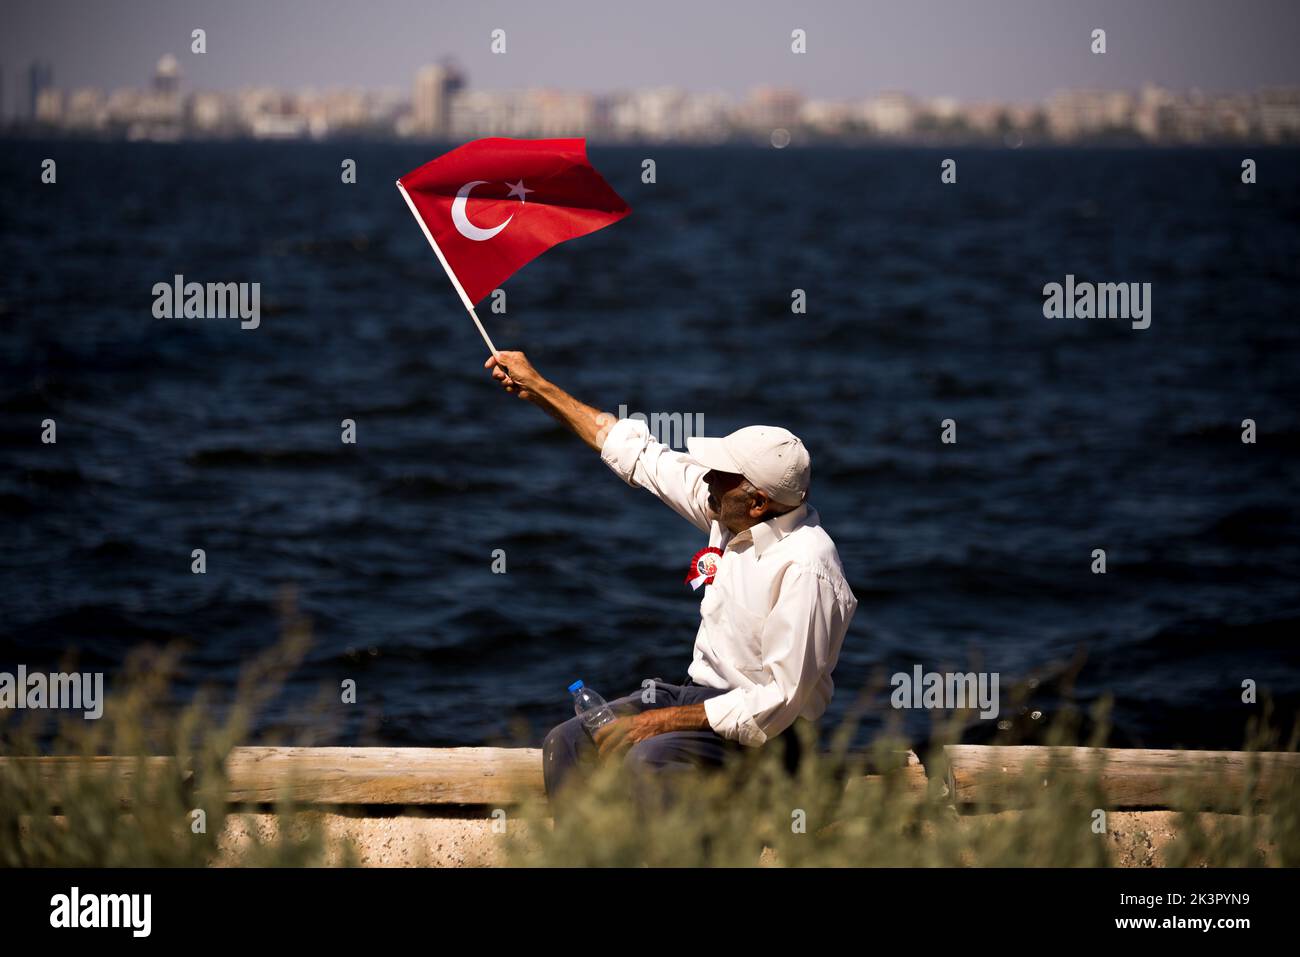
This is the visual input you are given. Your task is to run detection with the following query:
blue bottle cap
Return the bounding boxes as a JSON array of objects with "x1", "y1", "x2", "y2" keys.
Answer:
[{"x1": 568, "y1": 680, "x2": 584, "y2": 693}]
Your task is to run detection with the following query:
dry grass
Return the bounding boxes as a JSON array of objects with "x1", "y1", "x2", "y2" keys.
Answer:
[
  {"x1": 4, "y1": 629, "x2": 1296, "y2": 868},
  {"x1": 0, "y1": 601, "x2": 355, "y2": 867},
  {"x1": 503, "y1": 698, "x2": 1300, "y2": 867}
]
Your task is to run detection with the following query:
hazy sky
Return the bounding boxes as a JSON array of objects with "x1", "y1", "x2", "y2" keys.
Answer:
[{"x1": 4, "y1": 0, "x2": 1299, "y2": 112}]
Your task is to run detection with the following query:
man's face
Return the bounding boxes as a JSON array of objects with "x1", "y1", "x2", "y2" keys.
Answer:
[{"x1": 704, "y1": 469, "x2": 766, "y2": 533}]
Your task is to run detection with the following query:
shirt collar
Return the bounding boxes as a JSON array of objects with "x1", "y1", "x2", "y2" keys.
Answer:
[{"x1": 748, "y1": 502, "x2": 811, "y2": 559}]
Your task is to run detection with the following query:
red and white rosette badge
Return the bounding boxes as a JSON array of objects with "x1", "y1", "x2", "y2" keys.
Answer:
[{"x1": 686, "y1": 546, "x2": 723, "y2": 591}]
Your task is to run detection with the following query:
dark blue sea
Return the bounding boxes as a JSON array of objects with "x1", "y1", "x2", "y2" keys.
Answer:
[{"x1": 2, "y1": 140, "x2": 1298, "y2": 751}]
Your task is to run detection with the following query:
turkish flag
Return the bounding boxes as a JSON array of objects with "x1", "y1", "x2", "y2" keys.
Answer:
[{"x1": 397, "y1": 137, "x2": 631, "y2": 305}]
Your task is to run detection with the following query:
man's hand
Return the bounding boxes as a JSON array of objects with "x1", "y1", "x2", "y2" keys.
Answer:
[
  {"x1": 485, "y1": 350, "x2": 544, "y2": 401},
  {"x1": 592, "y1": 704, "x2": 711, "y2": 758},
  {"x1": 593, "y1": 712, "x2": 662, "y2": 758}
]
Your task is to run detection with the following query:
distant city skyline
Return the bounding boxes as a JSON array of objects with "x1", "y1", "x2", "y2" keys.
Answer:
[
  {"x1": 16, "y1": 51, "x2": 1300, "y2": 146},
  {"x1": 4, "y1": 0, "x2": 1300, "y2": 122}
]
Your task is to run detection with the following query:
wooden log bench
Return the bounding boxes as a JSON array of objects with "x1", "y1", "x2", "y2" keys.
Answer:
[
  {"x1": 225, "y1": 747, "x2": 545, "y2": 805},
  {"x1": 6, "y1": 746, "x2": 1296, "y2": 811},
  {"x1": 944, "y1": 745, "x2": 1300, "y2": 811},
  {"x1": 1, "y1": 746, "x2": 925, "y2": 807}
]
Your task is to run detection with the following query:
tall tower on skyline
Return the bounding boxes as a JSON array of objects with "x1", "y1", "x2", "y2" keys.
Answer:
[
  {"x1": 27, "y1": 60, "x2": 53, "y2": 120},
  {"x1": 153, "y1": 53, "x2": 180, "y2": 94},
  {"x1": 412, "y1": 60, "x2": 465, "y2": 138}
]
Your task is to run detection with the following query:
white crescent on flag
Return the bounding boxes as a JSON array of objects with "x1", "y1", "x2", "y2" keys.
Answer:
[{"x1": 451, "y1": 180, "x2": 514, "y2": 241}]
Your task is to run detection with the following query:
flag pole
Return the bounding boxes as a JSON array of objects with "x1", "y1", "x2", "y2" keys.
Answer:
[{"x1": 396, "y1": 180, "x2": 503, "y2": 360}]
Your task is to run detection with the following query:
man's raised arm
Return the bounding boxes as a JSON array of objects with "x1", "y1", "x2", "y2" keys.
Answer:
[
  {"x1": 484, "y1": 350, "x2": 713, "y2": 531},
  {"x1": 485, "y1": 350, "x2": 613, "y2": 452}
]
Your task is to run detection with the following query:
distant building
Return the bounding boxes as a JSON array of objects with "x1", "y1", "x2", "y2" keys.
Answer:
[
  {"x1": 64, "y1": 88, "x2": 106, "y2": 131},
  {"x1": 153, "y1": 54, "x2": 180, "y2": 95},
  {"x1": 742, "y1": 86, "x2": 803, "y2": 132},
  {"x1": 861, "y1": 92, "x2": 919, "y2": 137},
  {"x1": 603, "y1": 88, "x2": 731, "y2": 142},
  {"x1": 28, "y1": 60, "x2": 53, "y2": 120},
  {"x1": 1256, "y1": 88, "x2": 1300, "y2": 141},
  {"x1": 34, "y1": 88, "x2": 63, "y2": 125},
  {"x1": 444, "y1": 87, "x2": 593, "y2": 138},
  {"x1": 111, "y1": 54, "x2": 187, "y2": 140},
  {"x1": 412, "y1": 62, "x2": 465, "y2": 137},
  {"x1": 1135, "y1": 84, "x2": 1177, "y2": 141},
  {"x1": 798, "y1": 97, "x2": 856, "y2": 136},
  {"x1": 1046, "y1": 89, "x2": 1134, "y2": 140},
  {"x1": 189, "y1": 91, "x2": 229, "y2": 134}
]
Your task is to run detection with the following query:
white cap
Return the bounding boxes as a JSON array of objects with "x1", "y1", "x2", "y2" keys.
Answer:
[{"x1": 686, "y1": 425, "x2": 811, "y2": 507}]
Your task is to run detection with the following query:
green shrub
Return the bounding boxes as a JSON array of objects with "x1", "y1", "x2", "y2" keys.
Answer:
[{"x1": 0, "y1": 606, "x2": 353, "y2": 867}]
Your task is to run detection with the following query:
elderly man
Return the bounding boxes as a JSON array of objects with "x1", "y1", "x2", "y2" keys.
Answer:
[{"x1": 485, "y1": 351, "x2": 857, "y2": 812}]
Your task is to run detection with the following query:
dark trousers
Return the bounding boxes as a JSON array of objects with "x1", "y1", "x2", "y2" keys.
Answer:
[{"x1": 541, "y1": 677, "x2": 803, "y2": 815}]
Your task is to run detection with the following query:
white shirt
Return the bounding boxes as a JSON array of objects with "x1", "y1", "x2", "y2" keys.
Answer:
[{"x1": 600, "y1": 417, "x2": 858, "y2": 747}]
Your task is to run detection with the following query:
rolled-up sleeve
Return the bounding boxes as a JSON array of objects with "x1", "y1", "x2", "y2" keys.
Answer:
[
  {"x1": 703, "y1": 563, "x2": 849, "y2": 746},
  {"x1": 599, "y1": 416, "x2": 712, "y2": 532}
]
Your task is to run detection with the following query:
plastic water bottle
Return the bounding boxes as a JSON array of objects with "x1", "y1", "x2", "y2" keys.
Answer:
[{"x1": 569, "y1": 680, "x2": 617, "y2": 738}]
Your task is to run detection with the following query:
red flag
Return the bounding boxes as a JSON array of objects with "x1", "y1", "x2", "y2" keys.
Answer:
[{"x1": 397, "y1": 137, "x2": 631, "y2": 306}]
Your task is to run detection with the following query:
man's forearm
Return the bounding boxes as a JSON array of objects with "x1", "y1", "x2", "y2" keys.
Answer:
[
  {"x1": 597, "y1": 703, "x2": 715, "y2": 757},
  {"x1": 529, "y1": 377, "x2": 615, "y2": 453},
  {"x1": 485, "y1": 350, "x2": 616, "y2": 452},
  {"x1": 642, "y1": 703, "x2": 712, "y2": 734}
]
